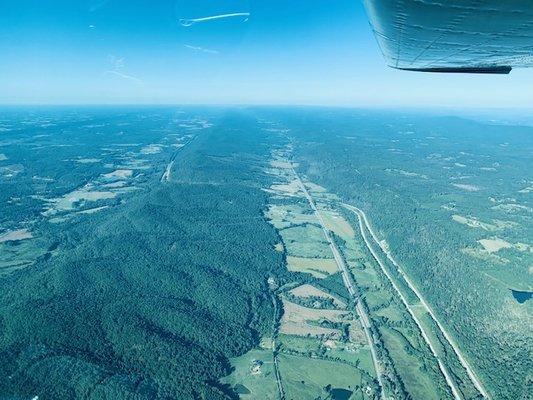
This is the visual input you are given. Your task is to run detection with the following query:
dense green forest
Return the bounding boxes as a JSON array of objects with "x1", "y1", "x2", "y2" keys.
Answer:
[
  {"x1": 1, "y1": 107, "x2": 531, "y2": 399},
  {"x1": 0, "y1": 109, "x2": 289, "y2": 399}
]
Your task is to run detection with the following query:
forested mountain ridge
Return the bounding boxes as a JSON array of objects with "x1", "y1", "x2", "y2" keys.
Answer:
[{"x1": 0, "y1": 111, "x2": 287, "y2": 399}]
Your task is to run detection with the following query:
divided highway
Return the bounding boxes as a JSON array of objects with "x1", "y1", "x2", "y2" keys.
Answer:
[
  {"x1": 160, "y1": 135, "x2": 198, "y2": 183},
  {"x1": 344, "y1": 204, "x2": 490, "y2": 400}
]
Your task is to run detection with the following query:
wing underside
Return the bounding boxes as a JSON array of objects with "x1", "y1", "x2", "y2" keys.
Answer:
[{"x1": 363, "y1": 0, "x2": 533, "y2": 74}]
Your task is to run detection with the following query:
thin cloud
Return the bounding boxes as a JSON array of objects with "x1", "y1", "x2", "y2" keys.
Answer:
[
  {"x1": 103, "y1": 55, "x2": 142, "y2": 83},
  {"x1": 184, "y1": 44, "x2": 220, "y2": 55},
  {"x1": 179, "y1": 12, "x2": 250, "y2": 27},
  {"x1": 89, "y1": 0, "x2": 110, "y2": 12}
]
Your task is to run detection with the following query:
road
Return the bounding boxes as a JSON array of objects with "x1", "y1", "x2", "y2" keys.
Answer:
[
  {"x1": 291, "y1": 167, "x2": 386, "y2": 400},
  {"x1": 160, "y1": 135, "x2": 197, "y2": 183},
  {"x1": 270, "y1": 293, "x2": 285, "y2": 400},
  {"x1": 160, "y1": 160, "x2": 174, "y2": 182},
  {"x1": 344, "y1": 204, "x2": 490, "y2": 400}
]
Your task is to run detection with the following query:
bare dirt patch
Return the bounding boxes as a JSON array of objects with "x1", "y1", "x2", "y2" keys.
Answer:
[
  {"x1": 478, "y1": 238, "x2": 512, "y2": 253},
  {"x1": 0, "y1": 229, "x2": 33, "y2": 243},
  {"x1": 452, "y1": 183, "x2": 481, "y2": 192},
  {"x1": 140, "y1": 144, "x2": 163, "y2": 154},
  {"x1": 103, "y1": 169, "x2": 133, "y2": 180},
  {"x1": 270, "y1": 159, "x2": 294, "y2": 169},
  {"x1": 280, "y1": 299, "x2": 347, "y2": 338}
]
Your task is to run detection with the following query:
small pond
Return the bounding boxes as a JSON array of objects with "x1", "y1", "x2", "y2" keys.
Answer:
[{"x1": 510, "y1": 289, "x2": 532, "y2": 304}]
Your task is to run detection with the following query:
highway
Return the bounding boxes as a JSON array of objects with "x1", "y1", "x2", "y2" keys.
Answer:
[
  {"x1": 270, "y1": 293, "x2": 285, "y2": 400},
  {"x1": 160, "y1": 135, "x2": 197, "y2": 183},
  {"x1": 291, "y1": 167, "x2": 387, "y2": 400},
  {"x1": 160, "y1": 160, "x2": 174, "y2": 182},
  {"x1": 344, "y1": 204, "x2": 490, "y2": 400}
]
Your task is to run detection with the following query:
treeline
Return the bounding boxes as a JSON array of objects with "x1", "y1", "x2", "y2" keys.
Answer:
[{"x1": 0, "y1": 110, "x2": 289, "y2": 399}]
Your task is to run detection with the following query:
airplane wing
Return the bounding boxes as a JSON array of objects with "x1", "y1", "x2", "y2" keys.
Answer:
[{"x1": 363, "y1": 0, "x2": 533, "y2": 74}]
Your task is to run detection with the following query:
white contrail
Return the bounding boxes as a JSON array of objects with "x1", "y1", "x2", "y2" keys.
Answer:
[
  {"x1": 179, "y1": 12, "x2": 250, "y2": 27},
  {"x1": 184, "y1": 44, "x2": 220, "y2": 55},
  {"x1": 103, "y1": 70, "x2": 142, "y2": 83}
]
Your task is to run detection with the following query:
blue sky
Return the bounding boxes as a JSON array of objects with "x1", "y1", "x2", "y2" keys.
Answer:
[{"x1": 1, "y1": 0, "x2": 532, "y2": 107}]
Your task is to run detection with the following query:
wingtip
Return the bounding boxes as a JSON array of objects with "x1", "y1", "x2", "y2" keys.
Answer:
[{"x1": 393, "y1": 66, "x2": 512, "y2": 75}]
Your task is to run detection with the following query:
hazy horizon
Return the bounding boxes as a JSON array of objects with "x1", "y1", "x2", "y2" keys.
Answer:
[{"x1": 1, "y1": 0, "x2": 532, "y2": 107}]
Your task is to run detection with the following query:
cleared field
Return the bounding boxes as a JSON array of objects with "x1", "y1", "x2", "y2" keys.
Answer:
[
  {"x1": 0, "y1": 239, "x2": 47, "y2": 276},
  {"x1": 290, "y1": 284, "x2": 346, "y2": 308},
  {"x1": 265, "y1": 204, "x2": 317, "y2": 229},
  {"x1": 280, "y1": 298, "x2": 348, "y2": 338},
  {"x1": 374, "y1": 305, "x2": 404, "y2": 323},
  {"x1": 452, "y1": 214, "x2": 498, "y2": 231},
  {"x1": 452, "y1": 183, "x2": 481, "y2": 192},
  {"x1": 305, "y1": 181, "x2": 327, "y2": 193},
  {"x1": 282, "y1": 225, "x2": 331, "y2": 258},
  {"x1": 320, "y1": 209, "x2": 355, "y2": 241},
  {"x1": 44, "y1": 189, "x2": 116, "y2": 215},
  {"x1": 102, "y1": 169, "x2": 133, "y2": 180},
  {"x1": 278, "y1": 354, "x2": 368, "y2": 400},
  {"x1": 350, "y1": 267, "x2": 380, "y2": 289},
  {"x1": 0, "y1": 229, "x2": 33, "y2": 243},
  {"x1": 279, "y1": 333, "x2": 372, "y2": 374},
  {"x1": 140, "y1": 144, "x2": 163, "y2": 154},
  {"x1": 363, "y1": 289, "x2": 392, "y2": 310},
  {"x1": 221, "y1": 349, "x2": 279, "y2": 399},
  {"x1": 279, "y1": 333, "x2": 322, "y2": 354},
  {"x1": 270, "y1": 180, "x2": 303, "y2": 197},
  {"x1": 270, "y1": 159, "x2": 294, "y2": 169},
  {"x1": 286, "y1": 256, "x2": 338, "y2": 278},
  {"x1": 478, "y1": 238, "x2": 512, "y2": 253}
]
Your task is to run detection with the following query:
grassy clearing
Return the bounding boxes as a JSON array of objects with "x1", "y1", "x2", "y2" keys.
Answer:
[
  {"x1": 221, "y1": 349, "x2": 278, "y2": 400},
  {"x1": 290, "y1": 284, "x2": 346, "y2": 308},
  {"x1": 279, "y1": 334, "x2": 321, "y2": 354},
  {"x1": 0, "y1": 239, "x2": 46, "y2": 276},
  {"x1": 281, "y1": 224, "x2": 331, "y2": 258},
  {"x1": 265, "y1": 204, "x2": 317, "y2": 229},
  {"x1": 380, "y1": 326, "x2": 447, "y2": 400},
  {"x1": 374, "y1": 305, "x2": 404, "y2": 323},
  {"x1": 320, "y1": 210, "x2": 355, "y2": 241},
  {"x1": 44, "y1": 189, "x2": 116, "y2": 215},
  {"x1": 279, "y1": 334, "x2": 376, "y2": 382},
  {"x1": 363, "y1": 289, "x2": 392, "y2": 310},
  {"x1": 270, "y1": 160, "x2": 294, "y2": 169},
  {"x1": 478, "y1": 238, "x2": 513, "y2": 253},
  {"x1": 0, "y1": 229, "x2": 33, "y2": 243},
  {"x1": 278, "y1": 354, "x2": 367, "y2": 400},
  {"x1": 280, "y1": 298, "x2": 348, "y2": 338},
  {"x1": 270, "y1": 180, "x2": 302, "y2": 197},
  {"x1": 350, "y1": 267, "x2": 380, "y2": 289},
  {"x1": 102, "y1": 169, "x2": 133, "y2": 180},
  {"x1": 286, "y1": 256, "x2": 338, "y2": 278}
]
